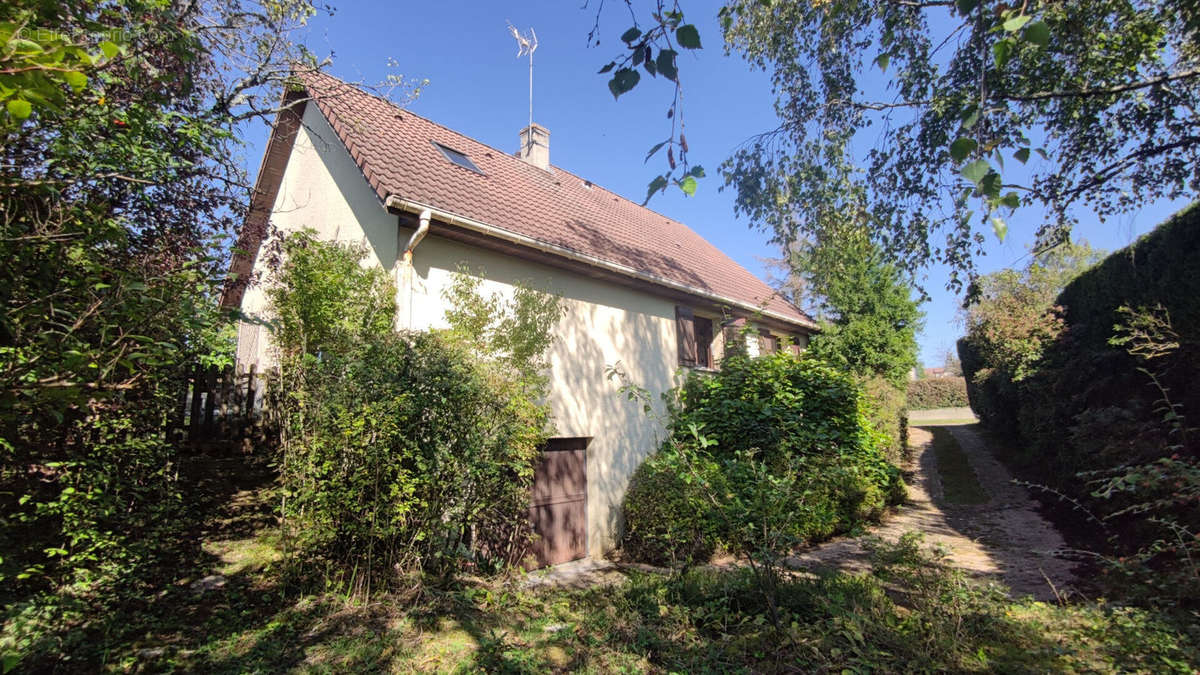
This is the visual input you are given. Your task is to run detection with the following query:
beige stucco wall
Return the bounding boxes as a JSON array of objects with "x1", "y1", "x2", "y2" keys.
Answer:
[{"x1": 237, "y1": 103, "x2": 807, "y2": 558}]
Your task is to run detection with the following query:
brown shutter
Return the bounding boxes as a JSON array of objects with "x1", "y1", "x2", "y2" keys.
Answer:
[
  {"x1": 694, "y1": 317, "x2": 713, "y2": 368},
  {"x1": 759, "y1": 330, "x2": 777, "y2": 354},
  {"x1": 676, "y1": 305, "x2": 697, "y2": 366}
]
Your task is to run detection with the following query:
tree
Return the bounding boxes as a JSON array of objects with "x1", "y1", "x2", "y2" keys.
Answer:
[
  {"x1": 963, "y1": 242, "x2": 1104, "y2": 379},
  {"x1": 591, "y1": 1, "x2": 1199, "y2": 288},
  {"x1": 0, "y1": 0, "x2": 338, "y2": 599},
  {"x1": 792, "y1": 224, "x2": 923, "y2": 388},
  {"x1": 941, "y1": 348, "x2": 963, "y2": 377}
]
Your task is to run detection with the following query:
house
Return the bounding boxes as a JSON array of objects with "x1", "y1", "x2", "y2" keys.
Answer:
[{"x1": 225, "y1": 71, "x2": 817, "y2": 567}]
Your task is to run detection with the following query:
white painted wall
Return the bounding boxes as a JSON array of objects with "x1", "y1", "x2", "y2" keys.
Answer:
[{"x1": 237, "y1": 103, "x2": 807, "y2": 557}]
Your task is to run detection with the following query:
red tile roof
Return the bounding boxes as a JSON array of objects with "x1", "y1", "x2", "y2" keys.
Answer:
[{"x1": 298, "y1": 70, "x2": 814, "y2": 328}]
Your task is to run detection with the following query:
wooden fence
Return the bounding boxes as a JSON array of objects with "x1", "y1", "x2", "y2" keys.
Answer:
[{"x1": 176, "y1": 363, "x2": 263, "y2": 442}]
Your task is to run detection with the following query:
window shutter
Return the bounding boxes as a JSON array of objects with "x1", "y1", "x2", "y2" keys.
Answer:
[
  {"x1": 759, "y1": 330, "x2": 777, "y2": 354},
  {"x1": 694, "y1": 317, "x2": 713, "y2": 368},
  {"x1": 675, "y1": 305, "x2": 697, "y2": 366}
]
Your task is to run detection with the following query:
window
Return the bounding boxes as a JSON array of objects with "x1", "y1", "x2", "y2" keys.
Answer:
[
  {"x1": 758, "y1": 330, "x2": 778, "y2": 355},
  {"x1": 695, "y1": 316, "x2": 714, "y2": 368},
  {"x1": 721, "y1": 317, "x2": 748, "y2": 359},
  {"x1": 432, "y1": 141, "x2": 483, "y2": 174},
  {"x1": 675, "y1": 306, "x2": 714, "y2": 368}
]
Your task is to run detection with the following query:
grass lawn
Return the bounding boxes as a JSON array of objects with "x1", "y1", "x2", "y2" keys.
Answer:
[
  {"x1": 911, "y1": 418, "x2": 979, "y2": 426},
  {"x1": 41, "y1": 543, "x2": 1197, "y2": 674},
  {"x1": 5, "y1": 453, "x2": 1199, "y2": 673},
  {"x1": 926, "y1": 425, "x2": 991, "y2": 505}
]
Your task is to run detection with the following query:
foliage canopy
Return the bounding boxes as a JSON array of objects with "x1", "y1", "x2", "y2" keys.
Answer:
[
  {"x1": 593, "y1": 1, "x2": 1200, "y2": 287},
  {"x1": 962, "y1": 242, "x2": 1102, "y2": 380},
  {"x1": 0, "y1": 0, "x2": 326, "y2": 598}
]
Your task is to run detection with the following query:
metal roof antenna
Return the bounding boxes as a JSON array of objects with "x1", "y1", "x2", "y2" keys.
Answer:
[{"x1": 508, "y1": 22, "x2": 539, "y2": 155}]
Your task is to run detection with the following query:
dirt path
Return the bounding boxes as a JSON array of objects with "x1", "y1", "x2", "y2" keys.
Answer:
[{"x1": 785, "y1": 424, "x2": 1076, "y2": 601}]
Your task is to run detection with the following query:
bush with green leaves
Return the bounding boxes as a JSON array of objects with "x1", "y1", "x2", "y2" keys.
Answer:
[
  {"x1": 267, "y1": 233, "x2": 563, "y2": 587},
  {"x1": 860, "y1": 375, "x2": 908, "y2": 463},
  {"x1": 621, "y1": 352, "x2": 903, "y2": 569},
  {"x1": 675, "y1": 353, "x2": 894, "y2": 475},
  {"x1": 907, "y1": 377, "x2": 969, "y2": 410},
  {"x1": 621, "y1": 444, "x2": 725, "y2": 567}
]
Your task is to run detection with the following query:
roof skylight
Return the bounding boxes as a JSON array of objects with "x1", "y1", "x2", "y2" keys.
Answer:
[{"x1": 432, "y1": 142, "x2": 483, "y2": 174}]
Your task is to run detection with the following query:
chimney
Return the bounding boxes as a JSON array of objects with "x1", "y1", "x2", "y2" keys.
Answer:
[{"x1": 518, "y1": 123, "x2": 550, "y2": 170}]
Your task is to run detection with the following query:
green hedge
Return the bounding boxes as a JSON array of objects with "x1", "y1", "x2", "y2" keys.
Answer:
[
  {"x1": 959, "y1": 203, "x2": 1200, "y2": 603},
  {"x1": 906, "y1": 377, "x2": 969, "y2": 410},
  {"x1": 1033, "y1": 204, "x2": 1200, "y2": 469},
  {"x1": 860, "y1": 376, "x2": 909, "y2": 463},
  {"x1": 962, "y1": 202, "x2": 1200, "y2": 464},
  {"x1": 1056, "y1": 203, "x2": 1200, "y2": 355}
]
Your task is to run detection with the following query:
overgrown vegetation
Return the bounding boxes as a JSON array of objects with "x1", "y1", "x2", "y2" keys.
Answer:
[
  {"x1": 908, "y1": 377, "x2": 969, "y2": 410},
  {"x1": 0, "y1": 0, "x2": 333, "y2": 669},
  {"x1": 620, "y1": 351, "x2": 904, "y2": 571},
  {"x1": 39, "y1": 508, "x2": 1199, "y2": 673},
  {"x1": 961, "y1": 206, "x2": 1199, "y2": 607},
  {"x1": 268, "y1": 234, "x2": 563, "y2": 588}
]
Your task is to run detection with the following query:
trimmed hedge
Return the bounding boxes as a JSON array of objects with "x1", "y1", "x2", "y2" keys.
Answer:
[
  {"x1": 960, "y1": 203, "x2": 1200, "y2": 601},
  {"x1": 860, "y1": 376, "x2": 909, "y2": 463},
  {"x1": 906, "y1": 377, "x2": 968, "y2": 410},
  {"x1": 1056, "y1": 203, "x2": 1200, "y2": 356},
  {"x1": 963, "y1": 202, "x2": 1200, "y2": 467}
]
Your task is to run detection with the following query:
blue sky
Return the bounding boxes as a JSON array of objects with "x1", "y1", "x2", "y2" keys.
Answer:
[{"x1": 241, "y1": 0, "x2": 1188, "y2": 367}]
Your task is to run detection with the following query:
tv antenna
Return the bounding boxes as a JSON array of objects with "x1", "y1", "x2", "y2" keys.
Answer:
[{"x1": 508, "y1": 22, "x2": 538, "y2": 151}]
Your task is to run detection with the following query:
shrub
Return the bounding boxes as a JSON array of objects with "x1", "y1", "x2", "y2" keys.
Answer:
[
  {"x1": 621, "y1": 352, "x2": 904, "y2": 566},
  {"x1": 275, "y1": 332, "x2": 547, "y2": 584},
  {"x1": 860, "y1": 375, "x2": 908, "y2": 462},
  {"x1": 267, "y1": 233, "x2": 562, "y2": 587},
  {"x1": 621, "y1": 446, "x2": 724, "y2": 567},
  {"x1": 675, "y1": 353, "x2": 886, "y2": 468},
  {"x1": 906, "y1": 377, "x2": 969, "y2": 410}
]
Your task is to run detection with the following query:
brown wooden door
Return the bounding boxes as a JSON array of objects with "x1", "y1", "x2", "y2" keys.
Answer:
[{"x1": 529, "y1": 437, "x2": 588, "y2": 567}]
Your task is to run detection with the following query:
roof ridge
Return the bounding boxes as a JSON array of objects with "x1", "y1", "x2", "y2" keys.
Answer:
[
  {"x1": 303, "y1": 70, "x2": 708, "y2": 233},
  {"x1": 304, "y1": 70, "x2": 548, "y2": 179}
]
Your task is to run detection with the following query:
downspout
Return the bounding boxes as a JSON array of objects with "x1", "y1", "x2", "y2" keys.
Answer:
[{"x1": 395, "y1": 208, "x2": 431, "y2": 330}]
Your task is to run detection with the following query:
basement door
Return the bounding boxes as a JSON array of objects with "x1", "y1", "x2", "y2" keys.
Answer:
[{"x1": 529, "y1": 437, "x2": 588, "y2": 567}]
